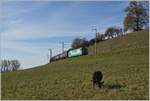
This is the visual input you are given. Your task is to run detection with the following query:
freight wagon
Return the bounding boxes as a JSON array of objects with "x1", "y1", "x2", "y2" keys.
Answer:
[{"x1": 50, "y1": 51, "x2": 68, "y2": 62}]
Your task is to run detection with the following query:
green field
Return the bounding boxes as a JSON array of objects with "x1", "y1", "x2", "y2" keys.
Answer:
[{"x1": 1, "y1": 30, "x2": 149, "y2": 100}]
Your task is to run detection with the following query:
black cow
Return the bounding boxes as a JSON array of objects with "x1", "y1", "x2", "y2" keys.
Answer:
[{"x1": 92, "y1": 71, "x2": 104, "y2": 89}]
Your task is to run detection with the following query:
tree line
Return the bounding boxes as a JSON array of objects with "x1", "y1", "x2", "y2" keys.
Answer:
[
  {"x1": 71, "y1": 1, "x2": 149, "y2": 49},
  {"x1": 0, "y1": 60, "x2": 21, "y2": 72}
]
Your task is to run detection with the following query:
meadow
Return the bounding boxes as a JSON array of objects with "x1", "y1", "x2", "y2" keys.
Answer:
[{"x1": 1, "y1": 30, "x2": 149, "y2": 100}]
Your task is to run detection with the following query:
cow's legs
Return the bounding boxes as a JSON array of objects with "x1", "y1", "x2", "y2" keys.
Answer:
[
  {"x1": 98, "y1": 82, "x2": 102, "y2": 88},
  {"x1": 98, "y1": 81, "x2": 104, "y2": 88}
]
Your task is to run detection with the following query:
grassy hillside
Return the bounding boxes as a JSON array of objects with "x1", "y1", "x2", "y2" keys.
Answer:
[{"x1": 1, "y1": 30, "x2": 149, "y2": 100}]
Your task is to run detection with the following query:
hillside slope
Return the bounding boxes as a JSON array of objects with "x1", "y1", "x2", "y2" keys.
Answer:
[{"x1": 1, "y1": 30, "x2": 149, "y2": 100}]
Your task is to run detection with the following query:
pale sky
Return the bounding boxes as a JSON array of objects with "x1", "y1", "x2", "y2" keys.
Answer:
[{"x1": 0, "y1": 1, "x2": 128, "y2": 69}]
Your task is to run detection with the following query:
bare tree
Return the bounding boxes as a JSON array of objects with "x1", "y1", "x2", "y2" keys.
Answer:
[
  {"x1": 72, "y1": 38, "x2": 89, "y2": 49},
  {"x1": 105, "y1": 26, "x2": 123, "y2": 39},
  {"x1": 0, "y1": 60, "x2": 21, "y2": 72},
  {"x1": 11, "y1": 60, "x2": 20, "y2": 71}
]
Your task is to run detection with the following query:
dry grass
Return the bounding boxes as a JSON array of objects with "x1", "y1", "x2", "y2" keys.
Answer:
[{"x1": 1, "y1": 30, "x2": 149, "y2": 100}]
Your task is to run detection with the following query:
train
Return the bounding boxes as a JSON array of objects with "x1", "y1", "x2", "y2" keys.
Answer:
[{"x1": 50, "y1": 47, "x2": 88, "y2": 62}]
